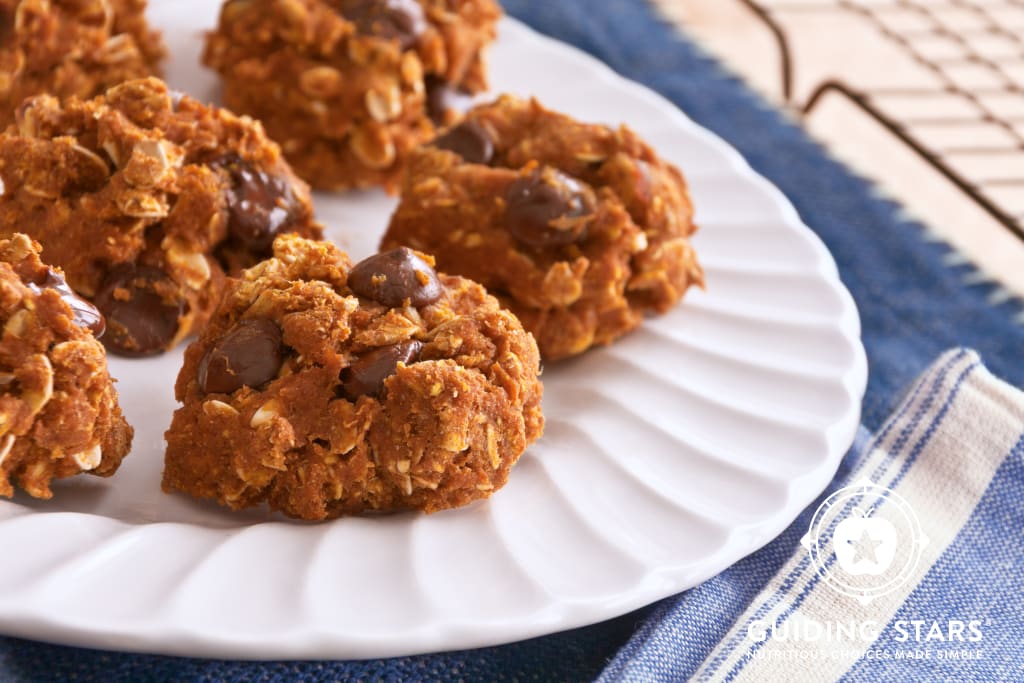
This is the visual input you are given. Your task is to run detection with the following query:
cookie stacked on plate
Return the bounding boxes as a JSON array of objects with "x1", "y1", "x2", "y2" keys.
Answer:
[
  {"x1": 0, "y1": 77, "x2": 322, "y2": 356},
  {"x1": 0, "y1": 234, "x2": 132, "y2": 498},
  {"x1": 0, "y1": 0, "x2": 166, "y2": 127},
  {"x1": 384, "y1": 95, "x2": 704, "y2": 360},
  {"x1": 162, "y1": 236, "x2": 543, "y2": 519},
  {"x1": 203, "y1": 0, "x2": 502, "y2": 192}
]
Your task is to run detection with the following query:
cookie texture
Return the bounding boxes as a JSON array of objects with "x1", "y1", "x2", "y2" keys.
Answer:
[
  {"x1": 382, "y1": 96, "x2": 704, "y2": 360},
  {"x1": 0, "y1": 0, "x2": 165, "y2": 127},
  {"x1": 203, "y1": 0, "x2": 501, "y2": 192},
  {"x1": 0, "y1": 77, "x2": 322, "y2": 356},
  {"x1": 0, "y1": 234, "x2": 132, "y2": 499},
  {"x1": 163, "y1": 235, "x2": 543, "y2": 520}
]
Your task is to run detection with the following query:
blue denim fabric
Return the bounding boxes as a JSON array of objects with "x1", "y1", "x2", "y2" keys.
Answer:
[
  {"x1": 842, "y1": 437, "x2": 1024, "y2": 683},
  {"x1": 2, "y1": 0, "x2": 1022, "y2": 680}
]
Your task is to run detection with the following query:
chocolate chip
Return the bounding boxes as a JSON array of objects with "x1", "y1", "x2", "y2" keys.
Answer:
[
  {"x1": 340, "y1": 340, "x2": 422, "y2": 400},
  {"x1": 340, "y1": 0, "x2": 426, "y2": 50},
  {"x1": 433, "y1": 119, "x2": 494, "y2": 165},
  {"x1": 94, "y1": 264, "x2": 184, "y2": 357},
  {"x1": 425, "y1": 76, "x2": 475, "y2": 125},
  {"x1": 169, "y1": 90, "x2": 187, "y2": 111},
  {"x1": 425, "y1": 77, "x2": 452, "y2": 124},
  {"x1": 198, "y1": 319, "x2": 283, "y2": 395},
  {"x1": 504, "y1": 167, "x2": 596, "y2": 248},
  {"x1": 28, "y1": 269, "x2": 106, "y2": 338},
  {"x1": 347, "y1": 247, "x2": 443, "y2": 308},
  {"x1": 218, "y1": 155, "x2": 298, "y2": 254}
]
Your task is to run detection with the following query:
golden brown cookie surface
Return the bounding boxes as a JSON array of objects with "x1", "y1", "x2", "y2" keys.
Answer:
[
  {"x1": 0, "y1": 0, "x2": 165, "y2": 127},
  {"x1": 203, "y1": 0, "x2": 502, "y2": 192},
  {"x1": 0, "y1": 77, "x2": 322, "y2": 356},
  {"x1": 162, "y1": 235, "x2": 543, "y2": 520},
  {"x1": 382, "y1": 96, "x2": 704, "y2": 360},
  {"x1": 0, "y1": 234, "x2": 133, "y2": 499}
]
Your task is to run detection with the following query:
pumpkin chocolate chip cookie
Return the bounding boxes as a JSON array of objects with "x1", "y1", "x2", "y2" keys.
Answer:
[
  {"x1": 202, "y1": 0, "x2": 502, "y2": 192},
  {"x1": 0, "y1": 234, "x2": 133, "y2": 499},
  {"x1": 381, "y1": 95, "x2": 704, "y2": 360},
  {"x1": 162, "y1": 235, "x2": 543, "y2": 520},
  {"x1": 0, "y1": 77, "x2": 322, "y2": 356},
  {"x1": 0, "y1": 0, "x2": 165, "y2": 127}
]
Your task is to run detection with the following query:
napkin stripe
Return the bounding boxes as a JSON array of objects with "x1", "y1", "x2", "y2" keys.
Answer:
[
  {"x1": 699, "y1": 349, "x2": 1021, "y2": 682},
  {"x1": 868, "y1": 349, "x2": 971, "y2": 481},
  {"x1": 694, "y1": 350, "x2": 996, "y2": 682},
  {"x1": 879, "y1": 361, "x2": 980, "y2": 487},
  {"x1": 724, "y1": 360, "x2": 997, "y2": 683},
  {"x1": 868, "y1": 349, "x2": 967, "y2": 458},
  {"x1": 695, "y1": 349, "x2": 973, "y2": 679},
  {"x1": 723, "y1": 376, "x2": 1022, "y2": 683},
  {"x1": 717, "y1": 362, "x2": 981, "y2": 681},
  {"x1": 840, "y1": 433, "x2": 1024, "y2": 682},
  {"x1": 714, "y1": 355, "x2": 982, "y2": 682}
]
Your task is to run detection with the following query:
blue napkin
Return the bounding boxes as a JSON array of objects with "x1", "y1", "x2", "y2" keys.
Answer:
[
  {"x1": 2, "y1": 0, "x2": 1023, "y2": 680},
  {"x1": 601, "y1": 348, "x2": 1024, "y2": 682}
]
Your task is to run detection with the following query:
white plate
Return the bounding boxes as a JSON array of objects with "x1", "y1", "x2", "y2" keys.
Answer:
[{"x1": 0, "y1": 6, "x2": 867, "y2": 659}]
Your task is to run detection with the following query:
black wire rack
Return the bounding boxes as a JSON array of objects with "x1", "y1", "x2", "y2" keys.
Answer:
[{"x1": 737, "y1": 0, "x2": 1024, "y2": 242}]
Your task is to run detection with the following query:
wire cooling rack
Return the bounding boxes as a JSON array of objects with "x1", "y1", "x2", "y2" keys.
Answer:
[{"x1": 738, "y1": 0, "x2": 1024, "y2": 241}]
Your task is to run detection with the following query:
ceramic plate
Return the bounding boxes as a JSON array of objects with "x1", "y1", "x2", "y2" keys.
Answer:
[{"x1": 0, "y1": 4, "x2": 867, "y2": 659}]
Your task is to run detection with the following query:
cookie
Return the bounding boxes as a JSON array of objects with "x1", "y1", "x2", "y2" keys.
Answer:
[
  {"x1": 0, "y1": 234, "x2": 133, "y2": 499},
  {"x1": 382, "y1": 96, "x2": 704, "y2": 360},
  {"x1": 162, "y1": 235, "x2": 543, "y2": 520},
  {"x1": 0, "y1": 0, "x2": 165, "y2": 127},
  {"x1": 0, "y1": 77, "x2": 322, "y2": 356},
  {"x1": 203, "y1": 0, "x2": 502, "y2": 192}
]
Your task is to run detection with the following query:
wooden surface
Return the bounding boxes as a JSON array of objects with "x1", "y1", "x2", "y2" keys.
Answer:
[{"x1": 656, "y1": 0, "x2": 1024, "y2": 296}]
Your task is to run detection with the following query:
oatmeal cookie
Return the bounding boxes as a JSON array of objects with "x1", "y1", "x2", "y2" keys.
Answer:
[
  {"x1": 203, "y1": 0, "x2": 502, "y2": 192},
  {"x1": 0, "y1": 77, "x2": 322, "y2": 356},
  {"x1": 382, "y1": 96, "x2": 704, "y2": 360},
  {"x1": 0, "y1": 234, "x2": 132, "y2": 499},
  {"x1": 0, "y1": 0, "x2": 165, "y2": 127},
  {"x1": 162, "y1": 235, "x2": 543, "y2": 520}
]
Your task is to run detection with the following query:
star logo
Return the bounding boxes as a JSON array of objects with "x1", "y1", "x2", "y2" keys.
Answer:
[
  {"x1": 847, "y1": 528, "x2": 884, "y2": 565},
  {"x1": 801, "y1": 479, "x2": 929, "y2": 604}
]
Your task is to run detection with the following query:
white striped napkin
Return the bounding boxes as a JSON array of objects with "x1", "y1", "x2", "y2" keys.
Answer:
[
  {"x1": 602, "y1": 348, "x2": 1024, "y2": 682},
  {"x1": 693, "y1": 349, "x2": 1023, "y2": 681}
]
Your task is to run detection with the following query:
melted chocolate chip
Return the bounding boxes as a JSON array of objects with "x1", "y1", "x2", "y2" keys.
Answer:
[
  {"x1": 94, "y1": 264, "x2": 184, "y2": 357},
  {"x1": 218, "y1": 155, "x2": 299, "y2": 254},
  {"x1": 169, "y1": 90, "x2": 187, "y2": 111},
  {"x1": 340, "y1": 0, "x2": 426, "y2": 50},
  {"x1": 425, "y1": 77, "x2": 453, "y2": 125},
  {"x1": 340, "y1": 340, "x2": 422, "y2": 400},
  {"x1": 347, "y1": 247, "x2": 443, "y2": 308},
  {"x1": 433, "y1": 120, "x2": 494, "y2": 165},
  {"x1": 425, "y1": 76, "x2": 475, "y2": 125},
  {"x1": 198, "y1": 318, "x2": 283, "y2": 395},
  {"x1": 28, "y1": 269, "x2": 106, "y2": 338},
  {"x1": 504, "y1": 167, "x2": 596, "y2": 248}
]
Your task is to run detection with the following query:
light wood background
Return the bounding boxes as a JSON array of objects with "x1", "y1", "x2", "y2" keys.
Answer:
[{"x1": 657, "y1": 0, "x2": 1024, "y2": 296}]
